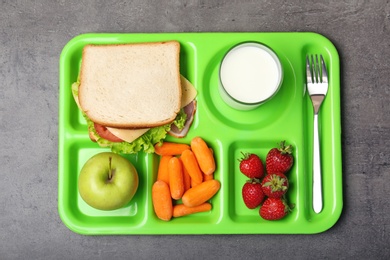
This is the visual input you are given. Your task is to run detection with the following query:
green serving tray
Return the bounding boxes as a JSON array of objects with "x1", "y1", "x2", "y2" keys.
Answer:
[{"x1": 58, "y1": 32, "x2": 342, "y2": 235}]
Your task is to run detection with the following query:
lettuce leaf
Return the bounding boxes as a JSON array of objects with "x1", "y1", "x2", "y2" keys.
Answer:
[
  {"x1": 172, "y1": 109, "x2": 187, "y2": 130},
  {"x1": 110, "y1": 124, "x2": 170, "y2": 154}
]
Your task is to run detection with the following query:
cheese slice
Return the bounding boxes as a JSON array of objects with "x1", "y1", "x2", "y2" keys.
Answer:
[
  {"x1": 180, "y1": 75, "x2": 197, "y2": 107},
  {"x1": 105, "y1": 127, "x2": 150, "y2": 142},
  {"x1": 72, "y1": 76, "x2": 197, "y2": 143}
]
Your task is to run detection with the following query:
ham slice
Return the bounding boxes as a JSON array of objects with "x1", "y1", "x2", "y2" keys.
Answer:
[{"x1": 168, "y1": 100, "x2": 197, "y2": 138}]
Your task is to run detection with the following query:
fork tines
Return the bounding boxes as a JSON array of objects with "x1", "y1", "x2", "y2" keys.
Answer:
[{"x1": 306, "y1": 54, "x2": 328, "y2": 84}]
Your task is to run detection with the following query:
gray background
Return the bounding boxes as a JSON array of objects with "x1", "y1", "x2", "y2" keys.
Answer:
[{"x1": 1, "y1": 0, "x2": 389, "y2": 259}]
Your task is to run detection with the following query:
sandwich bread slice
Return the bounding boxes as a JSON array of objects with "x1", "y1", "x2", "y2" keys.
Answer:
[{"x1": 78, "y1": 41, "x2": 182, "y2": 129}]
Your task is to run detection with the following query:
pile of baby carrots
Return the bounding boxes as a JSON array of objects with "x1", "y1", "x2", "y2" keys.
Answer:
[{"x1": 152, "y1": 137, "x2": 220, "y2": 221}]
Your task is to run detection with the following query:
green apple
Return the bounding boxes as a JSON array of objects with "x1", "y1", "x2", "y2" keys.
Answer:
[{"x1": 78, "y1": 152, "x2": 139, "y2": 210}]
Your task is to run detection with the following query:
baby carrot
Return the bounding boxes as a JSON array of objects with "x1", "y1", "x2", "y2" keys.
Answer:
[
  {"x1": 190, "y1": 137, "x2": 216, "y2": 175},
  {"x1": 180, "y1": 158, "x2": 192, "y2": 192},
  {"x1": 180, "y1": 149, "x2": 203, "y2": 186},
  {"x1": 154, "y1": 142, "x2": 190, "y2": 156},
  {"x1": 182, "y1": 179, "x2": 220, "y2": 207},
  {"x1": 173, "y1": 203, "x2": 212, "y2": 217},
  {"x1": 152, "y1": 180, "x2": 173, "y2": 221},
  {"x1": 157, "y1": 155, "x2": 172, "y2": 185},
  {"x1": 168, "y1": 157, "x2": 184, "y2": 200},
  {"x1": 203, "y1": 172, "x2": 214, "y2": 181},
  {"x1": 191, "y1": 176, "x2": 203, "y2": 188}
]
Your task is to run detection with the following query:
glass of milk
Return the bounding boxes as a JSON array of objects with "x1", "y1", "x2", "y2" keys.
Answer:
[{"x1": 219, "y1": 42, "x2": 283, "y2": 110}]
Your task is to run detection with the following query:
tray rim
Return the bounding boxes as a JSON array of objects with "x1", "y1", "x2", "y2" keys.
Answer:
[{"x1": 58, "y1": 31, "x2": 343, "y2": 235}]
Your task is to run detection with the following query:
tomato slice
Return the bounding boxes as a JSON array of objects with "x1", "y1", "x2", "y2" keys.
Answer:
[{"x1": 94, "y1": 123, "x2": 123, "y2": 142}]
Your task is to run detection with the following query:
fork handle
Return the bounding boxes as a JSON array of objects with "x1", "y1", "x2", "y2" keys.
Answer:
[{"x1": 313, "y1": 113, "x2": 323, "y2": 213}]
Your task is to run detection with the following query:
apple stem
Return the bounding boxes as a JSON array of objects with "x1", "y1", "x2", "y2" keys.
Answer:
[{"x1": 108, "y1": 156, "x2": 113, "y2": 180}]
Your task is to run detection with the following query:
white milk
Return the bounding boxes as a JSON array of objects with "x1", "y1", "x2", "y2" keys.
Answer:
[{"x1": 219, "y1": 43, "x2": 283, "y2": 110}]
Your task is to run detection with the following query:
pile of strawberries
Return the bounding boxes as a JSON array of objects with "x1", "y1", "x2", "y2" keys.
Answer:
[{"x1": 239, "y1": 141, "x2": 294, "y2": 220}]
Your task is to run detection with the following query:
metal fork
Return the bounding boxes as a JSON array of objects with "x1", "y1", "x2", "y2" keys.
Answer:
[{"x1": 306, "y1": 54, "x2": 328, "y2": 214}]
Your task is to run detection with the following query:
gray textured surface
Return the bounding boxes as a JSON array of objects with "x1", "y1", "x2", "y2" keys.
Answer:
[{"x1": 1, "y1": 0, "x2": 389, "y2": 259}]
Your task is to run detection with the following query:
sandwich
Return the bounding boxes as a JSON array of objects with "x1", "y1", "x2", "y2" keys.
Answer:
[{"x1": 71, "y1": 41, "x2": 197, "y2": 154}]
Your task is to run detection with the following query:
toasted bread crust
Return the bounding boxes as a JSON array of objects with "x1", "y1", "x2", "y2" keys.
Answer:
[{"x1": 79, "y1": 41, "x2": 181, "y2": 129}]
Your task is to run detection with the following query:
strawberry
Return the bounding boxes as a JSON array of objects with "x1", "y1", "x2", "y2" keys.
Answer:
[
  {"x1": 265, "y1": 141, "x2": 293, "y2": 174},
  {"x1": 261, "y1": 173, "x2": 289, "y2": 198},
  {"x1": 239, "y1": 153, "x2": 264, "y2": 179},
  {"x1": 242, "y1": 180, "x2": 265, "y2": 209},
  {"x1": 259, "y1": 197, "x2": 289, "y2": 220}
]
